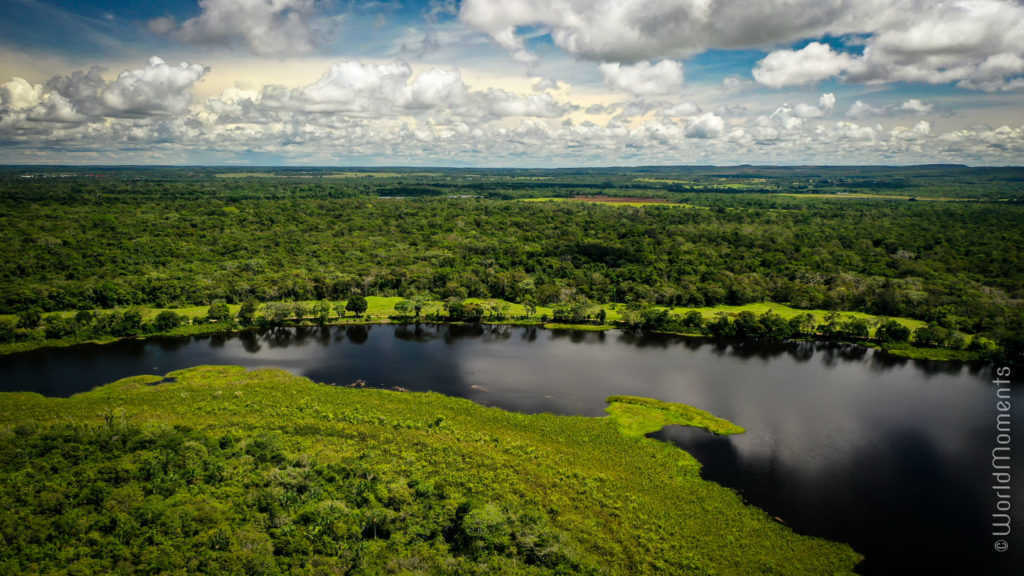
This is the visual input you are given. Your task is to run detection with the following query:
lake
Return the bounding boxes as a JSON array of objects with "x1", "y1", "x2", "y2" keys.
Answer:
[{"x1": 0, "y1": 324, "x2": 1020, "y2": 575}]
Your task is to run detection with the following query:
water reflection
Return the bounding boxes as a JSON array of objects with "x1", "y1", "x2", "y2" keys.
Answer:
[{"x1": 0, "y1": 325, "x2": 1019, "y2": 576}]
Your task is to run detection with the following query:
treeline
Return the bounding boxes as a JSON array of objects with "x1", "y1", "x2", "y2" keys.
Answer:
[
  {"x1": 3, "y1": 298, "x2": 995, "y2": 359},
  {"x1": 2, "y1": 174, "x2": 1022, "y2": 355}
]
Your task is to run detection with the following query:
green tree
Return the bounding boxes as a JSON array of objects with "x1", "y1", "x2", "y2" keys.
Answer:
[
  {"x1": 522, "y1": 298, "x2": 537, "y2": 319},
  {"x1": 875, "y1": 319, "x2": 911, "y2": 343},
  {"x1": 17, "y1": 307, "x2": 42, "y2": 329},
  {"x1": 153, "y1": 310, "x2": 183, "y2": 332},
  {"x1": 207, "y1": 300, "x2": 232, "y2": 323},
  {"x1": 410, "y1": 293, "x2": 430, "y2": 318},
  {"x1": 293, "y1": 302, "x2": 310, "y2": 322},
  {"x1": 42, "y1": 314, "x2": 75, "y2": 339},
  {"x1": 394, "y1": 299, "x2": 414, "y2": 318},
  {"x1": 263, "y1": 302, "x2": 292, "y2": 324},
  {"x1": 346, "y1": 295, "x2": 368, "y2": 317},
  {"x1": 113, "y1": 310, "x2": 144, "y2": 337},
  {"x1": 312, "y1": 300, "x2": 332, "y2": 325},
  {"x1": 681, "y1": 310, "x2": 703, "y2": 328},
  {"x1": 238, "y1": 300, "x2": 259, "y2": 327},
  {"x1": 0, "y1": 317, "x2": 16, "y2": 342}
]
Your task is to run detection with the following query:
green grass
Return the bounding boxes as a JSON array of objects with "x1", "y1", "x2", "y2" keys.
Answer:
[
  {"x1": 605, "y1": 395, "x2": 746, "y2": 438},
  {"x1": 0, "y1": 366, "x2": 861, "y2": 575},
  {"x1": 543, "y1": 323, "x2": 613, "y2": 331},
  {"x1": 519, "y1": 197, "x2": 700, "y2": 208},
  {"x1": 4, "y1": 297, "x2": 959, "y2": 359}
]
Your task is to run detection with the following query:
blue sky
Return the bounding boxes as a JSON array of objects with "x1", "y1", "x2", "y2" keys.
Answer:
[{"x1": 1, "y1": 0, "x2": 1022, "y2": 166}]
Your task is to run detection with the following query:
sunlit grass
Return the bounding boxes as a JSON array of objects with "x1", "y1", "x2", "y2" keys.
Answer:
[{"x1": 0, "y1": 366, "x2": 861, "y2": 575}]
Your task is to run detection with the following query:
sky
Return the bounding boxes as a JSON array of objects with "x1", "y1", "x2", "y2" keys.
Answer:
[{"x1": 1, "y1": 0, "x2": 1023, "y2": 166}]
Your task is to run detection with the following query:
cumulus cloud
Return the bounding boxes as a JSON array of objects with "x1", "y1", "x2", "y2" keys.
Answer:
[
  {"x1": 847, "y1": 100, "x2": 887, "y2": 119},
  {"x1": 458, "y1": 0, "x2": 888, "y2": 63},
  {"x1": 753, "y1": 43, "x2": 863, "y2": 88},
  {"x1": 660, "y1": 101, "x2": 702, "y2": 117},
  {"x1": 43, "y1": 57, "x2": 207, "y2": 118},
  {"x1": 3, "y1": 57, "x2": 1023, "y2": 166},
  {"x1": 1, "y1": 78, "x2": 44, "y2": 110},
  {"x1": 152, "y1": 0, "x2": 332, "y2": 56},
  {"x1": 790, "y1": 93, "x2": 837, "y2": 118},
  {"x1": 257, "y1": 60, "x2": 572, "y2": 119},
  {"x1": 685, "y1": 112, "x2": 726, "y2": 139},
  {"x1": 899, "y1": 99, "x2": 933, "y2": 115},
  {"x1": 751, "y1": 1, "x2": 1024, "y2": 90},
  {"x1": 458, "y1": 1, "x2": 1024, "y2": 91},
  {"x1": 846, "y1": 98, "x2": 935, "y2": 119},
  {"x1": 600, "y1": 60, "x2": 684, "y2": 96},
  {"x1": 100, "y1": 57, "x2": 208, "y2": 115}
]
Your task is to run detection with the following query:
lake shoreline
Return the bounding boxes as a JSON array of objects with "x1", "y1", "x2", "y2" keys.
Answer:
[{"x1": 0, "y1": 315, "x2": 990, "y2": 364}]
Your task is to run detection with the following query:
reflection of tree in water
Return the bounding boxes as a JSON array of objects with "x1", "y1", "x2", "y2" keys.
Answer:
[
  {"x1": 393, "y1": 323, "x2": 442, "y2": 343},
  {"x1": 911, "y1": 358, "x2": 969, "y2": 377},
  {"x1": 209, "y1": 333, "x2": 228, "y2": 348},
  {"x1": 787, "y1": 341, "x2": 815, "y2": 363},
  {"x1": 480, "y1": 324, "x2": 512, "y2": 343},
  {"x1": 312, "y1": 326, "x2": 331, "y2": 346},
  {"x1": 346, "y1": 325, "x2": 369, "y2": 344},
  {"x1": 155, "y1": 336, "x2": 187, "y2": 352},
  {"x1": 521, "y1": 326, "x2": 538, "y2": 341},
  {"x1": 442, "y1": 324, "x2": 485, "y2": 344},
  {"x1": 265, "y1": 327, "x2": 295, "y2": 348},
  {"x1": 238, "y1": 330, "x2": 262, "y2": 354}
]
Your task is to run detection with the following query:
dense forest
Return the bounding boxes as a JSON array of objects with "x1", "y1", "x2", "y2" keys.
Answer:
[
  {"x1": 1, "y1": 166, "x2": 1022, "y2": 356},
  {"x1": 0, "y1": 365, "x2": 861, "y2": 575}
]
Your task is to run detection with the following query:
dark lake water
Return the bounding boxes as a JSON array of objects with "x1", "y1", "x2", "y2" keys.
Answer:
[{"x1": 1, "y1": 324, "x2": 1021, "y2": 575}]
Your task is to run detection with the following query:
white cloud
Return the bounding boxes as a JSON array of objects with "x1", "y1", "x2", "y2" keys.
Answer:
[
  {"x1": 1, "y1": 78, "x2": 44, "y2": 110},
  {"x1": 660, "y1": 101, "x2": 702, "y2": 117},
  {"x1": 898, "y1": 99, "x2": 933, "y2": 115},
  {"x1": 458, "y1": 0, "x2": 1024, "y2": 91},
  {"x1": 847, "y1": 100, "x2": 888, "y2": 119},
  {"x1": 753, "y1": 43, "x2": 863, "y2": 88},
  {"x1": 100, "y1": 57, "x2": 208, "y2": 115},
  {"x1": 790, "y1": 93, "x2": 837, "y2": 118},
  {"x1": 458, "y1": 0, "x2": 891, "y2": 63},
  {"x1": 685, "y1": 112, "x2": 725, "y2": 138},
  {"x1": 4, "y1": 58, "x2": 1024, "y2": 166},
  {"x1": 599, "y1": 60, "x2": 684, "y2": 96},
  {"x1": 27, "y1": 94, "x2": 85, "y2": 123},
  {"x1": 819, "y1": 93, "x2": 836, "y2": 111},
  {"x1": 751, "y1": 1, "x2": 1024, "y2": 90},
  {"x1": 255, "y1": 60, "x2": 573, "y2": 120},
  {"x1": 43, "y1": 57, "x2": 207, "y2": 118},
  {"x1": 153, "y1": 0, "x2": 332, "y2": 57}
]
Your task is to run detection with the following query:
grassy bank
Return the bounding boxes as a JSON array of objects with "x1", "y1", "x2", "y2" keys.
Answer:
[
  {"x1": 2, "y1": 297, "x2": 977, "y2": 362},
  {"x1": 0, "y1": 366, "x2": 861, "y2": 575}
]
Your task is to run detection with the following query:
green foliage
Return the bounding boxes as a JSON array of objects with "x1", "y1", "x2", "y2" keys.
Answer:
[
  {"x1": 312, "y1": 300, "x2": 332, "y2": 325},
  {"x1": 207, "y1": 299, "x2": 232, "y2": 323},
  {"x1": 445, "y1": 300, "x2": 484, "y2": 322},
  {"x1": 153, "y1": 310, "x2": 184, "y2": 332},
  {"x1": 605, "y1": 395, "x2": 746, "y2": 437},
  {"x1": 394, "y1": 299, "x2": 414, "y2": 317},
  {"x1": 345, "y1": 295, "x2": 368, "y2": 317},
  {"x1": 0, "y1": 366, "x2": 860, "y2": 575},
  {"x1": 876, "y1": 319, "x2": 911, "y2": 343},
  {"x1": 16, "y1": 308, "x2": 42, "y2": 329},
  {"x1": 238, "y1": 299, "x2": 259, "y2": 327}
]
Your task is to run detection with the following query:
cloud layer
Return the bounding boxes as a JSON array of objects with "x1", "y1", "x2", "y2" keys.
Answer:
[
  {"x1": 460, "y1": 0, "x2": 1024, "y2": 91},
  {"x1": 151, "y1": 0, "x2": 332, "y2": 56},
  {"x1": 2, "y1": 57, "x2": 1021, "y2": 166}
]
